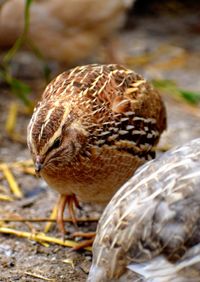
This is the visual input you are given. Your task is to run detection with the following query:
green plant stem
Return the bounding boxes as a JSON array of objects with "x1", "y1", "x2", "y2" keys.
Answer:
[{"x1": 3, "y1": 0, "x2": 32, "y2": 64}]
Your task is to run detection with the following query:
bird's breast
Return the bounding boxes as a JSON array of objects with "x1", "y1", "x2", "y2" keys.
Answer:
[{"x1": 40, "y1": 145, "x2": 144, "y2": 204}]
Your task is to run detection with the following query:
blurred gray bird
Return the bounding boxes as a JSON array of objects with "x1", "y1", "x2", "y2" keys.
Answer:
[{"x1": 88, "y1": 138, "x2": 200, "y2": 282}]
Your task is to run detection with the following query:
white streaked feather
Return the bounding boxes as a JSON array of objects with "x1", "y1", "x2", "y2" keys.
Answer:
[{"x1": 128, "y1": 250, "x2": 200, "y2": 282}]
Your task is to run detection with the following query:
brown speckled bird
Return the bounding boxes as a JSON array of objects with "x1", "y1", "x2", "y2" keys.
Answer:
[
  {"x1": 88, "y1": 138, "x2": 200, "y2": 282},
  {"x1": 27, "y1": 64, "x2": 166, "y2": 234}
]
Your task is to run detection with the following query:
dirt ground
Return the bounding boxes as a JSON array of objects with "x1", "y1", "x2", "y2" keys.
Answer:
[{"x1": 0, "y1": 4, "x2": 200, "y2": 282}]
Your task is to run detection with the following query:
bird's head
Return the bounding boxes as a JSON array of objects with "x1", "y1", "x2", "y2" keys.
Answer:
[{"x1": 27, "y1": 99, "x2": 87, "y2": 175}]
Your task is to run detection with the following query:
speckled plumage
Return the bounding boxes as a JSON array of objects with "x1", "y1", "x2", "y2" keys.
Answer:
[
  {"x1": 27, "y1": 64, "x2": 166, "y2": 225},
  {"x1": 88, "y1": 138, "x2": 200, "y2": 282}
]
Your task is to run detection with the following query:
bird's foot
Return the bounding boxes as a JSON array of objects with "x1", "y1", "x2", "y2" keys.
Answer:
[
  {"x1": 56, "y1": 194, "x2": 79, "y2": 237},
  {"x1": 72, "y1": 238, "x2": 94, "y2": 251},
  {"x1": 71, "y1": 232, "x2": 96, "y2": 251}
]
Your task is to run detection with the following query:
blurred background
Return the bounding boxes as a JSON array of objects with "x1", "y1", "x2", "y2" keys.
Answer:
[{"x1": 0, "y1": 0, "x2": 200, "y2": 281}]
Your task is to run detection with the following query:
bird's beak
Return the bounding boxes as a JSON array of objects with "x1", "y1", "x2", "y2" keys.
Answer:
[{"x1": 35, "y1": 155, "x2": 43, "y2": 175}]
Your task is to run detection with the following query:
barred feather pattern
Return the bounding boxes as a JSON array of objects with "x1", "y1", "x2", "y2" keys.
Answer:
[
  {"x1": 27, "y1": 64, "x2": 166, "y2": 203},
  {"x1": 28, "y1": 64, "x2": 165, "y2": 155},
  {"x1": 88, "y1": 138, "x2": 200, "y2": 282}
]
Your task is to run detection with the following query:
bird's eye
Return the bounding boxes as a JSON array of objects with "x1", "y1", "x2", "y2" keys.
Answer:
[
  {"x1": 46, "y1": 137, "x2": 61, "y2": 155},
  {"x1": 51, "y1": 138, "x2": 61, "y2": 150}
]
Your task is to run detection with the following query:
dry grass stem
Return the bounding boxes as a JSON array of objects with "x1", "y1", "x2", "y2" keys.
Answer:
[
  {"x1": 11, "y1": 159, "x2": 35, "y2": 175},
  {"x1": 44, "y1": 203, "x2": 58, "y2": 233},
  {"x1": 5, "y1": 102, "x2": 18, "y2": 135},
  {"x1": 0, "y1": 164, "x2": 23, "y2": 198},
  {"x1": 0, "y1": 217, "x2": 99, "y2": 223},
  {"x1": 0, "y1": 194, "x2": 14, "y2": 201},
  {"x1": 5, "y1": 103, "x2": 27, "y2": 143},
  {"x1": 0, "y1": 227, "x2": 92, "y2": 251},
  {"x1": 24, "y1": 271, "x2": 55, "y2": 281},
  {"x1": 152, "y1": 144, "x2": 172, "y2": 152},
  {"x1": 62, "y1": 258, "x2": 75, "y2": 269},
  {"x1": 11, "y1": 159, "x2": 34, "y2": 167}
]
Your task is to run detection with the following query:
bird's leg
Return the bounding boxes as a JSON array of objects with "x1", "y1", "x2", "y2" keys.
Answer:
[
  {"x1": 57, "y1": 194, "x2": 95, "y2": 250},
  {"x1": 73, "y1": 194, "x2": 82, "y2": 210},
  {"x1": 68, "y1": 195, "x2": 78, "y2": 228},
  {"x1": 56, "y1": 194, "x2": 68, "y2": 237},
  {"x1": 57, "y1": 194, "x2": 79, "y2": 237}
]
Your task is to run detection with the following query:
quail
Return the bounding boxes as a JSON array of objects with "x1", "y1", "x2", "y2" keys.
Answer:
[
  {"x1": 27, "y1": 64, "x2": 166, "y2": 234},
  {"x1": 88, "y1": 138, "x2": 200, "y2": 282},
  {"x1": 0, "y1": 0, "x2": 135, "y2": 64}
]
